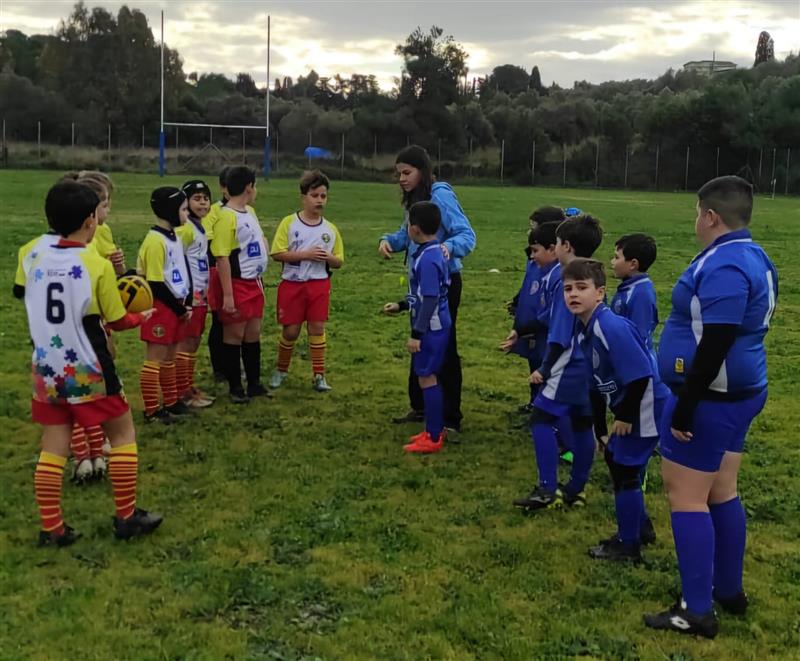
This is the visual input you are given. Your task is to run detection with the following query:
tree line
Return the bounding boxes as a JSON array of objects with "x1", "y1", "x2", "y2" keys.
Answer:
[{"x1": 1, "y1": 2, "x2": 798, "y2": 187}]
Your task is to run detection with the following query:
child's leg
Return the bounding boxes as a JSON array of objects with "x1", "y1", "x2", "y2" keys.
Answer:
[
  {"x1": 36, "y1": 424, "x2": 72, "y2": 534},
  {"x1": 419, "y1": 374, "x2": 443, "y2": 439},
  {"x1": 208, "y1": 311, "x2": 225, "y2": 377},
  {"x1": 102, "y1": 410, "x2": 140, "y2": 521},
  {"x1": 157, "y1": 344, "x2": 179, "y2": 408},
  {"x1": 70, "y1": 423, "x2": 90, "y2": 463},
  {"x1": 605, "y1": 447, "x2": 645, "y2": 546},
  {"x1": 140, "y1": 343, "x2": 167, "y2": 415},
  {"x1": 176, "y1": 336, "x2": 200, "y2": 399},
  {"x1": 222, "y1": 322, "x2": 246, "y2": 393},
  {"x1": 530, "y1": 409, "x2": 559, "y2": 492},
  {"x1": 276, "y1": 324, "x2": 302, "y2": 374},
  {"x1": 563, "y1": 414, "x2": 595, "y2": 496},
  {"x1": 242, "y1": 318, "x2": 263, "y2": 391},
  {"x1": 86, "y1": 425, "x2": 106, "y2": 459},
  {"x1": 308, "y1": 321, "x2": 326, "y2": 377}
]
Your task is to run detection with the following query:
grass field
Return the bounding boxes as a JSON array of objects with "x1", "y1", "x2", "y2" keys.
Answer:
[{"x1": 1, "y1": 170, "x2": 798, "y2": 660}]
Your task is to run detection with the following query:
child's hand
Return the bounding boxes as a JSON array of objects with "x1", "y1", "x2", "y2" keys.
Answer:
[
  {"x1": 610, "y1": 420, "x2": 632, "y2": 436},
  {"x1": 499, "y1": 330, "x2": 518, "y2": 352},
  {"x1": 139, "y1": 308, "x2": 156, "y2": 322},
  {"x1": 378, "y1": 241, "x2": 393, "y2": 259},
  {"x1": 110, "y1": 248, "x2": 125, "y2": 269},
  {"x1": 383, "y1": 302, "x2": 401, "y2": 315},
  {"x1": 529, "y1": 370, "x2": 544, "y2": 385},
  {"x1": 308, "y1": 247, "x2": 329, "y2": 262},
  {"x1": 222, "y1": 296, "x2": 237, "y2": 316},
  {"x1": 407, "y1": 338, "x2": 421, "y2": 353},
  {"x1": 180, "y1": 309, "x2": 193, "y2": 323}
]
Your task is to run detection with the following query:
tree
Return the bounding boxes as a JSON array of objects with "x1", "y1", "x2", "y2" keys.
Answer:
[
  {"x1": 396, "y1": 26, "x2": 468, "y2": 106},
  {"x1": 235, "y1": 73, "x2": 260, "y2": 98},
  {"x1": 487, "y1": 64, "x2": 530, "y2": 96},
  {"x1": 754, "y1": 31, "x2": 775, "y2": 67},
  {"x1": 530, "y1": 66, "x2": 544, "y2": 93}
]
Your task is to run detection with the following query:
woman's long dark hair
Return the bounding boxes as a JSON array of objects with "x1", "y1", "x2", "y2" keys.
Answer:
[{"x1": 396, "y1": 145, "x2": 434, "y2": 210}]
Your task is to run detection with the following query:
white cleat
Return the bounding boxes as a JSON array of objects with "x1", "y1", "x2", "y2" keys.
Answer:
[
  {"x1": 73, "y1": 458, "x2": 94, "y2": 483},
  {"x1": 92, "y1": 456, "x2": 107, "y2": 479},
  {"x1": 269, "y1": 370, "x2": 288, "y2": 389},
  {"x1": 312, "y1": 374, "x2": 332, "y2": 392}
]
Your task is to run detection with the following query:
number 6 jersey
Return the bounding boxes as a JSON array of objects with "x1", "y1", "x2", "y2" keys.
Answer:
[{"x1": 25, "y1": 241, "x2": 127, "y2": 404}]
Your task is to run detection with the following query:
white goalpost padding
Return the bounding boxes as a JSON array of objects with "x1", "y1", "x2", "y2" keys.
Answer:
[{"x1": 159, "y1": 12, "x2": 271, "y2": 176}]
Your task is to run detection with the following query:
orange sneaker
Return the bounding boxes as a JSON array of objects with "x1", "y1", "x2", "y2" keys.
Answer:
[
  {"x1": 408, "y1": 429, "x2": 428, "y2": 443},
  {"x1": 403, "y1": 430, "x2": 445, "y2": 454}
]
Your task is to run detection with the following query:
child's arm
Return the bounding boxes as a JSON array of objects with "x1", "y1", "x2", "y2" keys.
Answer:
[
  {"x1": 139, "y1": 238, "x2": 190, "y2": 318},
  {"x1": 379, "y1": 221, "x2": 410, "y2": 257},
  {"x1": 97, "y1": 259, "x2": 153, "y2": 329},
  {"x1": 211, "y1": 211, "x2": 238, "y2": 315},
  {"x1": 216, "y1": 257, "x2": 236, "y2": 315},
  {"x1": 325, "y1": 226, "x2": 344, "y2": 270}
]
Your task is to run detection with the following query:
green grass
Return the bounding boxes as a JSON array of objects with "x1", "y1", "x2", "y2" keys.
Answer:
[{"x1": 1, "y1": 170, "x2": 799, "y2": 660}]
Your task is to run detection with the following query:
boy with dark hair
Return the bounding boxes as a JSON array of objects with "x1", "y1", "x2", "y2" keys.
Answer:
[
  {"x1": 137, "y1": 187, "x2": 193, "y2": 424},
  {"x1": 210, "y1": 165, "x2": 269, "y2": 403},
  {"x1": 25, "y1": 181, "x2": 162, "y2": 546},
  {"x1": 403, "y1": 201, "x2": 451, "y2": 454},
  {"x1": 514, "y1": 214, "x2": 603, "y2": 511},
  {"x1": 611, "y1": 233, "x2": 658, "y2": 351},
  {"x1": 270, "y1": 170, "x2": 344, "y2": 392},
  {"x1": 563, "y1": 258, "x2": 669, "y2": 562}
]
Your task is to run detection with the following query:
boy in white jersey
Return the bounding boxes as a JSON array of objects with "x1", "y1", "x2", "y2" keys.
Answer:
[
  {"x1": 176, "y1": 179, "x2": 214, "y2": 408},
  {"x1": 26, "y1": 180, "x2": 162, "y2": 546},
  {"x1": 137, "y1": 187, "x2": 193, "y2": 423},
  {"x1": 269, "y1": 171, "x2": 344, "y2": 392},
  {"x1": 210, "y1": 166, "x2": 270, "y2": 403}
]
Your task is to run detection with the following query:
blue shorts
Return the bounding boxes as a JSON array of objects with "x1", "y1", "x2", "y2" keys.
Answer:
[
  {"x1": 412, "y1": 328, "x2": 449, "y2": 377},
  {"x1": 659, "y1": 389, "x2": 767, "y2": 472},
  {"x1": 533, "y1": 393, "x2": 592, "y2": 420},
  {"x1": 609, "y1": 433, "x2": 659, "y2": 467}
]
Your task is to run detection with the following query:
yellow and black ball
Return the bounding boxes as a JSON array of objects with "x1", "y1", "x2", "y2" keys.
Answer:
[{"x1": 117, "y1": 274, "x2": 153, "y2": 313}]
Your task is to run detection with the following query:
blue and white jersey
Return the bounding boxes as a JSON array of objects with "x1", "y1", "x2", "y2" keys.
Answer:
[
  {"x1": 540, "y1": 265, "x2": 590, "y2": 408},
  {"x1": 580, "y1": 305, "x2": 669, "y2": 437},
  {"x1": 535, "y1": 261, "x2": 560, "y2": 328},
  {"x1": 408, "y1": 240, "x2": 451, "y2": 334},
  {"x1": 511, "y1": 260, "x2": 543, "y2": 361},
  {"x1": 658, "y1": 229, "x2": 778, "y2": 396},
  {"x1": 610, "y1": 273, "x2": 658, "y2": 351}
]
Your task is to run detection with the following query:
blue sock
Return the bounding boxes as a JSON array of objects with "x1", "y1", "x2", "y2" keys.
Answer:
[
  {"x1": 556, "y1": 415, "x2": 574, "y2": 451},
  {"x1": 564, "y1": 429, "x2": 595, "y2": 494},
  {"x1": 672, "y1": 511, "x2": 714, "y2": 615},
  {"x1": 532, "y1": 422, "x2": 558, "y2": 492},
  {"x1": 709, "y1": 497, "x2": 746, "y2": 599},
  {"x1": 615, "y1": 489, "x2": 643, "y2": 546},
  {"x1": 422, "y1": 384, "x2": 443, "y2": 439}
]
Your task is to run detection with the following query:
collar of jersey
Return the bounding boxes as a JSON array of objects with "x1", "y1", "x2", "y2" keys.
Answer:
[
  {"x1": 411, "y1": 240, "x2": 439, "y2": 257},
  {"x1": 295, "y1": 212, "x2": 325, "y2": 227},
  {"x1": 617, "y1": 272, "x2": 650, "y2": 291},
  {"x1": 152, "y1": 225, "x2": 177, "y2": 240},
  {"x1": 56, "y1": 238, "x2": 85, "y2": 248},
  {"x1": 189, "y1": 215, "x2": 205, "y2": 233},
  {"x1": 582, "y1": 302, "x2": 609, "y2": 334},
  {"x1": 706, "y1": 228, "x2": 752, "y2": 251}
]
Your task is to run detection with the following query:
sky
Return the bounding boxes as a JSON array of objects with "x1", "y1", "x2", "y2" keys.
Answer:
[{"x1": 2, "y1": 0, "x2": 799, "y2": 90}]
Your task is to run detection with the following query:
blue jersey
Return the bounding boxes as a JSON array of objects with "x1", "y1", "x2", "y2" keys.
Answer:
[
  {"x1": 658, "y1": 229, "x2": 778, "y2": 396},
  {"x1": 580, "y1": 305, "x2": 670, "y2": 437},
  {"x1": 539, "y1": 264, "x2": 590, "y2": 408},
  {"x1": 408, "y1": 241, "x2": 451, "y2": 334},
  {"x1": 512, "y1": 260, "x2": 545, "y2": 363},
  {"x1": 610, "y1": 274, "x2": 658, "y2": 351}
]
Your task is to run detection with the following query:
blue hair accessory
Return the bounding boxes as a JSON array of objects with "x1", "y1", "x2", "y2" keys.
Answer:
[{"x1": 564, "y1": 207, "x2": 582, "y2": 217}]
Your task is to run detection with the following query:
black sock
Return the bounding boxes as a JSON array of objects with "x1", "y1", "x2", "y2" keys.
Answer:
[
  {"x1": 208, "y1": 313, "x2": 224, "y2": 374},
  {"x1": 241, "y1": 341, "x2": 261, "y2": 390},
  {"x1": 222, "y1": 342, "x2": 243, "y2": 391}
]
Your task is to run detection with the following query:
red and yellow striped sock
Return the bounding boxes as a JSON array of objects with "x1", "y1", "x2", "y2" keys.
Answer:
[
  {"x1": 86, "y1": 425, "x2": 105, "y2": 459},
  {"x1": 309, "y1": 333, "x2": 326, "y2": 376},
  {"x1": 109, "y1": 443, "x2": 138, "y2": 520},
  {"x1": 34, "y1": 451, "x2": 67, "y2": 534},
  {"x1": 160, "y1": 360, "x2": 178, "y2": 407},
  {"x1": 140, "y1": 360, "x2": 161, "y2": 415},
  {"x1": 277, "y1": 336, "x2": 296, "y2": 373},
  {"x1": 70, "y1": 424, "x2": 90, "y2": 462},
  {"x1": 175, "y1": 352, "x2": 193, "y2": 398}
]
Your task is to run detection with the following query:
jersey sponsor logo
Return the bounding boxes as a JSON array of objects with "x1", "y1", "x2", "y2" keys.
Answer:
[
  {"x1": 247, "y1": 241, "x2": 262, "y2": 257},
  {"x1": 198, "y1": 258, "x2": 208, "y2": 272},
  {"x1": 171, "y1": 269, "x2": 183, "y2": 284},
  {"x1": 322, "y1": 233, "x2": 331, "y2": 244},
  {"x1": 675, "y1": 357, "x2": 685, "y2": 374},
  {"x1": 595, "y1": 379, "x2": 618, "y2": 395}
]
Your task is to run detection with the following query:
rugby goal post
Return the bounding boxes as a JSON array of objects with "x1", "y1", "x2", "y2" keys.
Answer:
[{"x1": 158, "y1": 11, "x2": 271, "y2": 177}]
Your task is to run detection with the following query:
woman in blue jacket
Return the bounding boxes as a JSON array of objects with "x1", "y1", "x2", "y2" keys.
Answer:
[{"x1": 379, "y1": 145, "x2": 476, "y2": 431}]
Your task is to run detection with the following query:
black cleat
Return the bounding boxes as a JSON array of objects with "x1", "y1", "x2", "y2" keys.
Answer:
[
  {"x1": 392, "y1": 409, "x2": 425, "y2": 424},
  {"x1": 589, "y1": 537, "x2": 642, "y2": 562},
  {"x1": 513, "y1": 486, "x2": 559, "y2": 511},
  {"x1": 556, "y1": 484, "x2": 586, "y2": 507},
  {"x1": 714, "y1": 590, "x2": 748, "y2": 616},
  {"x1": 640, "y1": 517, "x2": 657, "y2": 545},
  {"x1": 247, "y1": 383, "x2": 273, "y2": 398},
  {"x1": 516, "y1": 402, "x2": 535, "y2": 414},
  {"x1": 113, "y1": 508, "x2": 164, "y2": 540},
  {"x1": 165, "y1": 400, "x2": 193, "y2": 416},
  {"x1": 144, "y1": 408, "x2": 182, "y2": 425},
  {"x1": 38, "y1": 525, "x2": 81, "y2": 548},
  {"x1": 644, "y1": 600, "x2": 719, "y2": 639},
  {"x1": 229, "y1": 387, "x2": 250, "y2": 404}
]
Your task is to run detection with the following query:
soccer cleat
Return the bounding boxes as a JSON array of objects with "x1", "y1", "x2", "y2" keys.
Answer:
[
  {"x1": 191, "y1": 387, "x2": 215, "y2": 402},
  {"x1": 229, "y1": 387, "x2": 250, "y2": 404},
  {"x1": 640, "y1": 517, "x2": 657, "y2": 545},
  {"x1": 403, "y1": 430, "x2": 445, "y2": 454},
  {"x1": 165, "y1": 400, "x2": 193, "y2": 416},
  {"x1": 187, "y1": 394, "x2": 214, "y2": 408},
  {"x1": 92, "y1": 456, "x2": 107, "y2": 480},
  {"x1": 269, "y1": 370, "x2": 288, "y2": 389},
  {"x1": 38, "y1": 525, "x2": 81, "y2": 548},
  {"x1": 392, "y1": 409, "x2": 425, "y2": 424},
  {"x1": 556, "y1": 485, "x2": 586, "y2": 507},
  {"x1": 247, "y1": 383, "x2": 273, "y2": 398},
  {"x1": 312, "y1": 374, "x2": 332, "y2": 392},
  {"x1": 588, "y1": 537, "x2": 642, "y2": 562},
  {"x1": 714, "y1": 590, "x2": 749, "y2": 616},
  {"x1": 113, "y1": 508, "x2": 164, "y2": 540},
  {"x1": 144, "y1": 408, "x2": 182, "y2": 425},
  {"x1": 644, "y1": 600, "x2": 719, "y2": 639},
  {"x1": 517, "y1": 402, "x2": 535, "y2": 414},
  {"x1": 512, "y1": 486, "x2": 560, "y2": 511},
  {"x1": 72, "y1": 458, "x2": 94, "y2": 484},
  {"x1": 408, "y1": 429, "x2": 428, "y2": 443}
]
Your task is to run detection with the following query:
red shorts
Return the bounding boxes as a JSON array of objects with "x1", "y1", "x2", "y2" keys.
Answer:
[
  {"x1": 218, "y1": 278, "x2": 265, "y2": 325},
  {"x1": 277, "y1": 278, "x2": 331, "y2": 325},
  {"x1": 32, "y1": 394, "x2": 129, "y2": 427},
  {"x1": 140, "y1": 299, "x2": 186, "y2": 345},
  {"x1": 183, "y1": 303, "x2": 207, "y2": 338},
  {"x1": 207, "y1": 267, "x2": 221, "y2": 311}
]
